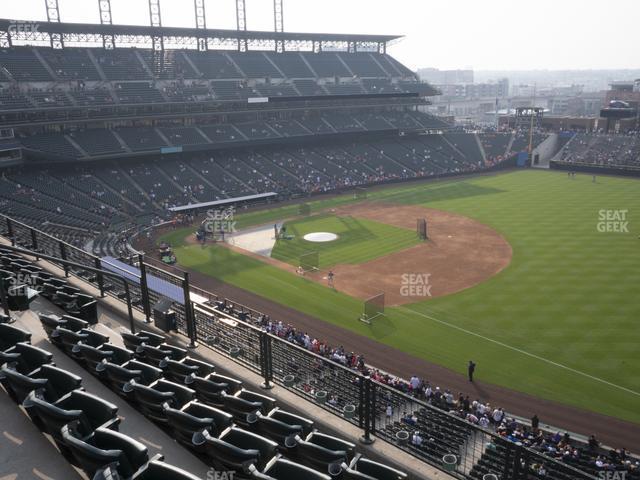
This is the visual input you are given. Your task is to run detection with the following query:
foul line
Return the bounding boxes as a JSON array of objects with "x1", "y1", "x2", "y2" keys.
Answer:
[{"x1": 398, "y1": 306, "x2": 640, "y2": 398}]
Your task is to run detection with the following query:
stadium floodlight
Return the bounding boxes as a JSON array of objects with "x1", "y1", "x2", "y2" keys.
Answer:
[
  {"x1": 45, "y1": 0, "x2": 63, "y2": 49},
  {"x1": 194, "y1": 0, "x2": 207, "y2": 29},
  {"x1": 236, "y1": 0, "x2": 248, "y2": 52},
  {"x1": 98, "y1": 0, "x2": 116, "y2": 49},
  {"x1": 274, "y1": 0, "x2": 284, "y2": 52}
]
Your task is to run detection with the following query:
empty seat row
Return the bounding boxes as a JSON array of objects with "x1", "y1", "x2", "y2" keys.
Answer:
[{"x1": 0, "y1": 329, "x2": 206, "y2": 479}]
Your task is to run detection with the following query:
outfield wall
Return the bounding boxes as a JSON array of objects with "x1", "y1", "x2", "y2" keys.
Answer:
[{"x1": 550, "y1": 161, "x2": 640, "y2": 177}]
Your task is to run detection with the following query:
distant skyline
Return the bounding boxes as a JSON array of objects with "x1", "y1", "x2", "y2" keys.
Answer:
[{"x1": 1, "y1": 0, "x2": 639, "y2": 71}]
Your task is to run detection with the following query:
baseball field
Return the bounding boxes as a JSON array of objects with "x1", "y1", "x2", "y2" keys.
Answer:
[{"x1": 158, "y1": 169, "x2": 640, "y2": 426}]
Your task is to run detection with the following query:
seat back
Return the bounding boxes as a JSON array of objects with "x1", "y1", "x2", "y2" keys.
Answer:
[
  {"x1": 36, "y1": 364, "x2": 83, "y2": 401},
  {"x1": 136, "y1": 344, "x2": 172, "y2": 367},
  {"x1": 101, "y1": 344, "x2": 133, "y2": 365},
  {"x1": 92, "y1": 427, "x2": 149, "y2": 478},
  {"x1": 165, "y1": 358, "x2": 199, "y2": 383},
  {"x1": 76, "y1": 343, "x2": 113, "y2": 371},
  {"x1": 61, "y1": 315, "x2": 89, "y2": 332},
  {"x1": 79, "y1": 329, "x2": 109, "y2": 348},
  {"x1": 55, "y1": 327, "x2": 88, "y2": 354},
  {"x1": 134, "y1": 460, "x2": 202, "y2": 480},
  {"x1": 308, "y1": 432, "x2": 356, "y2": 459},
  {"x1": 130, "y1": 382, "x2": 176, "y2": 423},
  {"x1": 269, "y1": 409, "x2": 314, "y2": 437},
  {"x1": 264, "y1": 458, "x2": 331, "y2": 480},
  {"x1": 121, "y1": 331, "x2": 152, "y2": 350},
  {"x1": 61, "y1": 425, "x2": 122, "y2": 477},
  {"x1": 251, "y1": 414, "x2": 303, "y2": 445},
  {"x1": 222, "y1": 394, "x2": 262, "y2": 420},
  {"x1": 200, "y1": 432, "x2": 261, "y2": 471},
  {"x1": 12, "y1": 342, "x2": 53, "y2": 374},
  {"x1": 38, "y1": 314, "x2": 66, "y2": 339},
  {"x1": 184, "y1": 401, "x2": 233, "y2": 432},
  {"x1": 191, "y1": 376, "x2": 229, "y2": 406},
  {"x1": 0, "y1": 323, "x2": 32, "y2": 350},
  {"x1": 153, "y1": 379, "x2": 196, "y2": 407},
  {"x1": 57, "y1": 390, "x2": 119, "y2": 433},
  {"x1": 27, "y1": 392, "x2": 84, "y2": 441},
  {"x1": 222, "y1": 427, "x2": 278, "y2": 468},
  {"x1": 104, "y1": 362, "x2": 143, "y2": 392},
  {"x1": 77, "y1": 296, "x2": 98, "y2": 324},
  {"x1": 137, "y1": 329, "x2": 166, "y2": 346},
  {"x1": 352, "y1": 458, "x2": 408, "y2": 480},
  {"x1": 1, "y1": 367, "x2": 47, "y2": 403},
  {"x1": 208, "y1": 373, "x2": 242, "y2": 393},
  {"x1": 164, "y1": 405, "x2": 215, "y2": 446},
  {"x1": 127, "y1": 360, "x2": 163, "y2": 384}
]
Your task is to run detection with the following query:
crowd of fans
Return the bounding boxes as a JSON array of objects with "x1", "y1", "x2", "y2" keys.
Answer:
[
  {"x1": 247, "y1": 313, "x2": 638, "y2": 478},
  {"x1": 561, "y1": 132, "x2": 640, "y2": 168}
]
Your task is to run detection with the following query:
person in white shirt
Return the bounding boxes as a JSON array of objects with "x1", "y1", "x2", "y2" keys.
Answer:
[
  {"x1": 479, "y1": 416, "x2": 490, "y2": 428},
  {"x1": 424, "y1": 384, "x2": 432, "y2": 399},
  {"x1": 411, "y1": 431, "x2": 423, "y2": 446},
  {"x1": 493, "y1": 407, "x2": 505, "y2": 424}
]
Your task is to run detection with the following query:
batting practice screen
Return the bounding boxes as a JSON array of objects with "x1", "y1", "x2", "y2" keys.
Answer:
[
  {"x1": 360, "y1": 292, "x2": 385, "y2": 324},
  {"x1": 298, "y1": 203, "x2": 311, "y2": 216},
  {"x1": 354, "y1": 187, "x2": 368, "y2": 200},
  {"x1": 417, "y1": 218, "x2": 428, "y2": 240},
  {"x1": 299, "y1": 251, "x2": 319, "y2": 272}
]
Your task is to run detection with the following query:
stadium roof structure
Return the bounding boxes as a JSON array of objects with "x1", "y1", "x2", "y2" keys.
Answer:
[{"x1": 0, "y1": 19, "x2": 401, "y2": 53}]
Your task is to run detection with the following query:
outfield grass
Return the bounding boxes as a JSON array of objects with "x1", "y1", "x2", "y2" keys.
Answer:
[
  {"x1": 159, "y1": 170, "x2": 640, "y2": 424},
  {"x1": 270, "y1": 213, "x2": 419, "y2": 268}
]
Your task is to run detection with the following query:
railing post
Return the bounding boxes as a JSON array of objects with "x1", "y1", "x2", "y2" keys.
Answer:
[
  {"x1": 94, "y1": 257, "x2": 105, "y2": 297},
  {"x1": 138, "y1": 254, "x2": 152, "y2": 323},
  {"x1": 124, "y1": 280, "x2": 135, "y2": 334},
  {"x1": 358, "y1": 375, "x2": 365, "y2": 429},
  {"x1": 370, "y1": 379, "x2": 377, "y2": 435},
  {"x1": 59, "y1": 242, "x2": 69, "y2": 277},
  {"x1": 182, "y1": 272, "x2": 197, "y2": 348},
  {"x1": 0, "y1": 274, "x2": 10, "y2": 316},
  {"x1": 6, "y1": 218, "x2": 15, "y2": 245},
  {"x1": 30, "y1": 228, "x2": 39, "y2": 260},
  {"x1": 360, "y1": 377, "x2": 375, "y2": 445},
  {"x1": 259, "y1": 332, "x2": 273, "y2": 390},
  {"x1": 503, "y1": 439, "x2": 513, "y2": 479}
]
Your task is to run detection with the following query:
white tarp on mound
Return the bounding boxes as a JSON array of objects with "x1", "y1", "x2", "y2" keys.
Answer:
[
  {"x1": 303, "y1": 232, "x2": 338, "y2": 242},
  {"x1": 227, "y1": 223, "x2": 282, "y2": 257}
]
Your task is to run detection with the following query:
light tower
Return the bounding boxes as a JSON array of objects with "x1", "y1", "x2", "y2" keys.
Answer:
[
  {"x1": 98, "y1": 0, "x2": 115, "y2": 49},
  {"x1": 44, "y1": 0, "x2": 63, "y2": 48}
]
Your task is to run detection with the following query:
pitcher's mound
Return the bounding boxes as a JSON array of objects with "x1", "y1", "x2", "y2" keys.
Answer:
[{"x1": 303, "y1": 232, "x2": 339, "y2": 242}]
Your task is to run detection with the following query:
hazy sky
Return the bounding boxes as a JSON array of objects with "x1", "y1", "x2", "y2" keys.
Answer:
[{"x1": 2, "y1": 0, "x2": 638, "y2": 71}]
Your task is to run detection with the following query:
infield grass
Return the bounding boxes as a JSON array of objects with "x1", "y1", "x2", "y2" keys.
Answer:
[
  {"x1": 270, "y1": 214, "x2": 420, "y2": 268},
  {"x1": 160, "y1": 170, "x2": 640, "y2": 424}
]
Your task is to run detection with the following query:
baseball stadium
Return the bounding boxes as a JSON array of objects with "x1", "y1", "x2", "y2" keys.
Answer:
[{"x1": 0, "y1": 2, "x2": 638, "y2": 480}]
